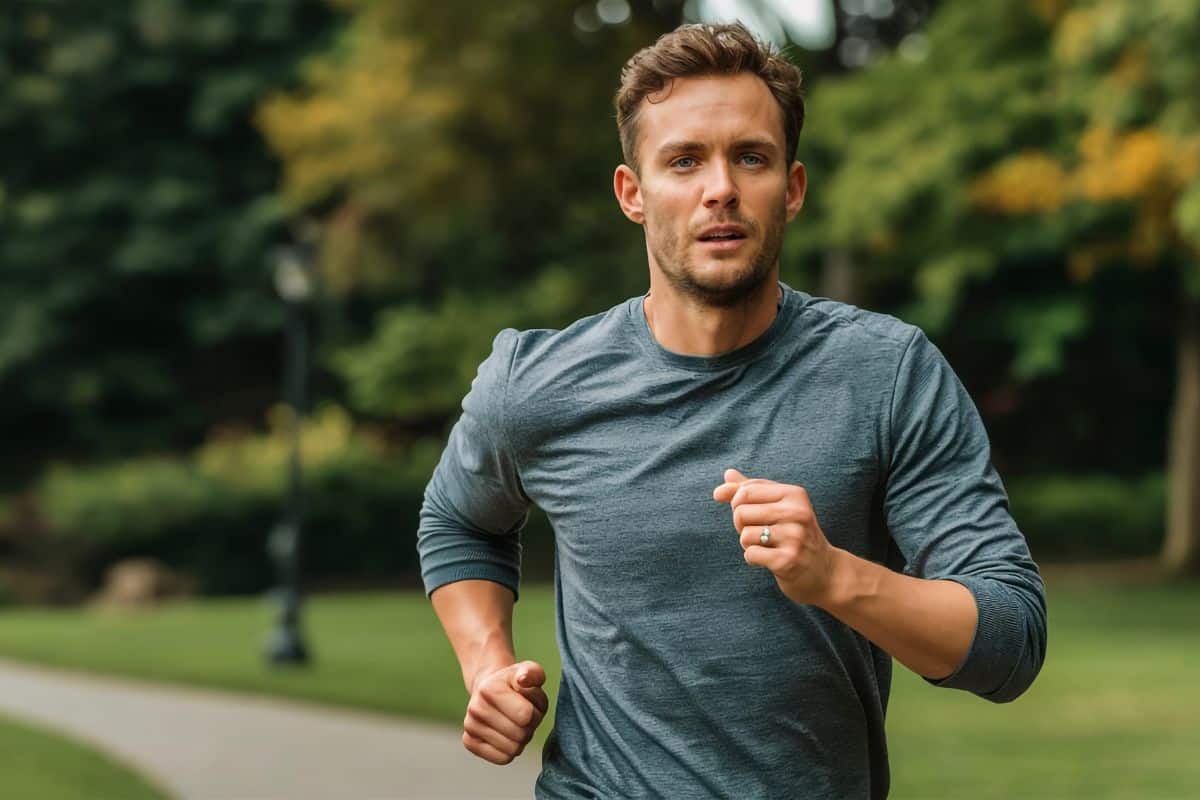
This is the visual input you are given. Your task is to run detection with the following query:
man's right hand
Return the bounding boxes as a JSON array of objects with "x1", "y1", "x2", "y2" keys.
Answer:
[{"x1": 462, "y1": 660, "x2": 549, "y2": 765}]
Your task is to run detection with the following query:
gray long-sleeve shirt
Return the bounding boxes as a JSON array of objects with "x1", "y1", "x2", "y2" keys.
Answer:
[{"x1": 418, "y1": 282, "x2": 1047, "y2": 799}]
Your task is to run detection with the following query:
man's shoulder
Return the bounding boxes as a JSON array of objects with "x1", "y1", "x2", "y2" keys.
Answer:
[
  {"x1": 501, "y1": 296, "x2": 634, "y2": 363},
  {"x1": 488, "y1": 297, "x2": 640, "y2": 404},
  {"x1": 794, "y1": 292, "x2": 920, "y2": 351}
]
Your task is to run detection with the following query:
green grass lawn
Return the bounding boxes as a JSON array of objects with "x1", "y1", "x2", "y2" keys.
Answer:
[
  {"x1": 0, "y1": 577, "x2": 1196, "y2": 799},
  {"x1": 0, "y1": 712, "x2": 168, "y2": 800}
]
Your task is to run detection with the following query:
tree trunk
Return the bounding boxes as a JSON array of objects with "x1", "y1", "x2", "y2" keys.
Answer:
[
  {"x1": 1164, "y1": 296, "x2": 1200, "y2": 575},
  {"x1": 820, "y1": 248, "x2": 859, "y2": 305}
]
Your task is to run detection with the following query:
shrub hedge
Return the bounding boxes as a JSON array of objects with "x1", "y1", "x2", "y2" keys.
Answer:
[
  {"x1": 1006, "y1": 471, "x2": 1165, "y2": 561},
  {"x1": 33, "y1": 407, "x2": 436, "y2": 594}
]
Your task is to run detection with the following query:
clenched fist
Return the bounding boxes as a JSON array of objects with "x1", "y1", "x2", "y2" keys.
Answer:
[
  {"x1": 713, "y1": 467, "x2": 842, "y2": 607},
  {"x1": 462, "y1": 660, "x2": 549, "y2": 765}
]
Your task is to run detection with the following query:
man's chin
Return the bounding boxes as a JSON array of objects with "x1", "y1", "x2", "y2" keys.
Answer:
[
  {"x1": 690, "y1": 255, "x2": 753, "y2": 278},
  {"x1": 678, "y1": 263, "x2": 772, "y2": 307}
]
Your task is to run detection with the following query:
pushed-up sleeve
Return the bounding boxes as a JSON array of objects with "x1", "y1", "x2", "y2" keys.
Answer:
[
  {"x1": 883, "y1": 328, "x2": 1047, "y2": 703},
  {"x1": 417, "y1": 328, "x2": 531, "y2": 601}
]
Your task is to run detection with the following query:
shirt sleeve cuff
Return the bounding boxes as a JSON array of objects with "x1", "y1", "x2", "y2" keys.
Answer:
[
  {"x1": 423, "y1": 564, "x2": 520, "y2": 602},
  {"x1": 922, "y1": 573, "x2": 1027, "y2": 699}
]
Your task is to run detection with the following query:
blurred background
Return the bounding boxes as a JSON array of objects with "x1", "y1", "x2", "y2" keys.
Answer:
[{"x1": 0, "y1": 1, "x2": 1196, "y2": 798}]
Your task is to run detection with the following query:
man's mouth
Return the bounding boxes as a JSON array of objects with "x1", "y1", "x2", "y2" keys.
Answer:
[
  {"x1": 697, "y1": 226, "x2": 748, "y2": 249},
  {"x1": 697, "y1": 225, "x2": 748, "y2": 242}
]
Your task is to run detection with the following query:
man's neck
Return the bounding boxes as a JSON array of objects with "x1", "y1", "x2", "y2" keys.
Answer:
[{"x1": 643, "y1": 279, "x2": 782, "y2": 357}]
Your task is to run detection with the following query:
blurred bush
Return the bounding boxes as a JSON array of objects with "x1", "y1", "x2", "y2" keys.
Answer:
[
  {"x1": 1008, "y1": 472, "x2": 1165, "y2": 560},
  {"x1": 30, "y1": 406, "x2": 445, "y2": 595},
  {"x1": 334, "y1": 267, "x2": 591, "y2": 420}
]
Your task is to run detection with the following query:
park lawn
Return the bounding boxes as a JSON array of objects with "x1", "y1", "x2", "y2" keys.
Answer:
[
  {"x1": 0, "y1": 712, "x2": 169, "y2": 800},
  {"x1": 886, "y1": 578, "x2": 1198, "y2": 799},
  {"x1": 0, "y1": 578, "x2": 1196, "y2": 799}
]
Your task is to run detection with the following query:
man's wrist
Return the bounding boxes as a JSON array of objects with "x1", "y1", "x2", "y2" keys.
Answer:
[
  {"x1": 467, "y1": 648, "x2": 517, "y2": 695},
  {"x1": 819, "y1": 548, "x2": 875, "y2": 613}
]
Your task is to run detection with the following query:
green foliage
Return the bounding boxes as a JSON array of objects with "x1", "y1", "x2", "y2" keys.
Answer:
[
  {"x1": 802, "y1": 1, "x2": 1054, "y2": 327},
  {"x1": 0, "y1": 1, "x2": 339, "y2": 467},
  {"x1": 998, "y1": 293, "x2": 1090, "y2": 381},
  {"x1": 33, "y1": 406, "x2": 442, "y2": 593},
  {"x1": 907, "y1": 248, "x2": 998, "y2": 334},
  {"x1": 805, "y1": 0, "x2": 1199, "y2": 358},
  {"x1": 334, "y1": 267, "x2": 592, "y2": 418},
  {"x1": 41, "y1": 459, "x2": 224, "y2": 546},
  {"x1": 1008, "y1": 472, "x2": 1166, "y2": 559},
  {"x1": 260, "y1": 0, "x2": 682, "y2": 297}
]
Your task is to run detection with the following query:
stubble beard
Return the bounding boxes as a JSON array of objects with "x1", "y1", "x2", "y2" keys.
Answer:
[{"x1": 647, "y1": 203, "x2": 787, "y2": 310}]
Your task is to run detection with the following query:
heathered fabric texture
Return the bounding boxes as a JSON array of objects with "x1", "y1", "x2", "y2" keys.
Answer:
[{"x1": 418, "y1": 283, "x2": 1047, "y2": 799}]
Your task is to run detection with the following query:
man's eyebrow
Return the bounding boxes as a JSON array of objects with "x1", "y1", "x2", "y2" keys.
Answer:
[
  {"x1": 731, "y1": 138, "x2": 779, "y2": 154},
  {"x1": 655, "y1": 138, "x2": 780, "y2": 157},
  {"x1": 656, "y1": 140, "x2": 706, "y2": 156}
]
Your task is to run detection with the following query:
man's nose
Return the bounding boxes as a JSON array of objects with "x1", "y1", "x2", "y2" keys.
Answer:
[{"x1": 702, "y1": 162, "x2": 739, "y2": 209}]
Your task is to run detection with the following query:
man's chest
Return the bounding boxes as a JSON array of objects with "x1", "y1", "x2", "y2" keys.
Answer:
[{"x1": 516, "y1": 374, "x2": 886, "y2": 570}]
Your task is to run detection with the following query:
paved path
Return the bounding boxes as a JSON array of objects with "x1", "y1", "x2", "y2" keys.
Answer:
[{"x1": 0, "y1": 658, "x2": 541, "y2": 799}]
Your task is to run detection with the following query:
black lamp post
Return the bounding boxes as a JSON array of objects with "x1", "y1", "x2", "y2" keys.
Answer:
[{"x1": 265, "y1": 239, "x2": 315, "y2": 666}]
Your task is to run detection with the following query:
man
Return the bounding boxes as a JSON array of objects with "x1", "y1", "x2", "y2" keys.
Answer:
[{"x1": 418, "y1": 22, "x2": 1046, "y2": 799}]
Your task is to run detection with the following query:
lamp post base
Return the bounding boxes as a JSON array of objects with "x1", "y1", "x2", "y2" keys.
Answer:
[
  {"x1": 265, "y1": 582, "x2": 310, "y2": 666},
  {"x1": 266, "y1": 626, "x2": 310, "y2": 665}
]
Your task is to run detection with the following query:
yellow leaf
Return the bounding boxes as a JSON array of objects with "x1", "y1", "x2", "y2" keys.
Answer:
[
  {"x1": 970, "y1": 152, "x2": 1068, "y2": 214},
  {"x1": 1073, "y1": 128, "x2": 1168, "y2": 202}
]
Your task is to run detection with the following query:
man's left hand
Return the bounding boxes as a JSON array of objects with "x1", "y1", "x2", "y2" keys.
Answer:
[{"x1": 713, "y1": 468, "x2": 842, "y2": 607}]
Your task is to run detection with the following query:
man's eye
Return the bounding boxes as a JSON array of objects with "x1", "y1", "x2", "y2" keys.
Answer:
[
  {"x1": 740, "y1": 154, "x2": 765, "y2": 166},
  {"x1": 672, "y1": 156, "x2": 698, "y2": 169}
]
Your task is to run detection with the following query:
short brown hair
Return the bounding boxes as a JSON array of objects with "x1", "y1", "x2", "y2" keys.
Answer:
[{"x1": 614, "y1": 23, "x2": 805, "y2": 173}]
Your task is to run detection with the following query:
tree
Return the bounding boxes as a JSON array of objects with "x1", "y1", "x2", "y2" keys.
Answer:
[
  {"x1": 801, "y1": 0, "x2": 1199, "y2": 572},
  {"x1": 0, "y1": 1, "x2": 337, "y2": 473}
]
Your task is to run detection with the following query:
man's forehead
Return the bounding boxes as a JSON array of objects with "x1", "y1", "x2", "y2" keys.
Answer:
[
  {"x1": 638, "y1": 73, "x2": 785, "y2": 151},
  {"x1": 643, "y1": 73, "x2": 774, "y2": 114}
]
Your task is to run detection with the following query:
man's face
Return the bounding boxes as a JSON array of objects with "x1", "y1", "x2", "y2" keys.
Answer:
[{"x1": 615, "y1": 72, "x2": 806, "y2": 308}]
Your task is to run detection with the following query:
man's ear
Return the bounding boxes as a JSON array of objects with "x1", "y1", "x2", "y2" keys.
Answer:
[
  {"x1": 614, "y1": 164, "x2": 645, "y2": 224},
  {"x1": 785, "y1": 161, "x2": 807, "y2": 222}
]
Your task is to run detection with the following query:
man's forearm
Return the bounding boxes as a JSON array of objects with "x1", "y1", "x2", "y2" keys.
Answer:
[
  {"x1": 817, "y1": 549, "x2": 977, "y2": 680},
  {"x1": 430, "y1": 579, "x2": 519, "y2": 693}
]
